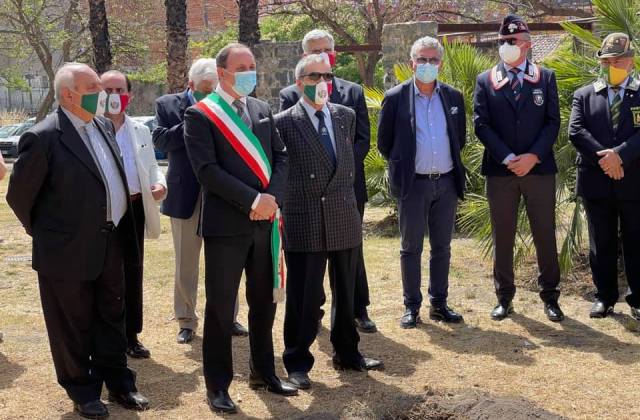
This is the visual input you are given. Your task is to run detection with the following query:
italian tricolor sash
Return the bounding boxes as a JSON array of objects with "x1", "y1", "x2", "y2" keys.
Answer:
[{"x1": 196, "y1": 92, "x2": 286, "y2": 303}]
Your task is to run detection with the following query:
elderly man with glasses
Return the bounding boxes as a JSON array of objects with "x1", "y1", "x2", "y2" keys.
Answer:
[{"x1": 275, "y1": 54, "x2": 383, "y2": 391}]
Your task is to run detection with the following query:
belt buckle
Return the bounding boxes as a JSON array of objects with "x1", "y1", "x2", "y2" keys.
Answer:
[{"x1": 429, "y1": 173, "x2": 441, "y2": 180}]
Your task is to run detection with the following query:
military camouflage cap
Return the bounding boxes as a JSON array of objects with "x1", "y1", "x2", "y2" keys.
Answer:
[{"x1": 597, "y1": 32, "x2": 634, "y2": 58}]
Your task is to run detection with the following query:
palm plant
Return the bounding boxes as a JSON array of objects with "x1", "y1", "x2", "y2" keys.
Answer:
[{"x1": 364, "y1": 2, "x2": 640, "y2": 278}]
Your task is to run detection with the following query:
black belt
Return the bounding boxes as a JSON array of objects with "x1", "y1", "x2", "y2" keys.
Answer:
[{"x1": 415, "y1": 171, "x2": 452, "y2": 180}]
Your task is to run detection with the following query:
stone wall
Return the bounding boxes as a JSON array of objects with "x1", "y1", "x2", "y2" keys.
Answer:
[
  {"x1": 381, "y1": 21, "x2": 438, "y2": 89},
  {"x1": 253, "y1": 41, "x2": 302, "y2": 110},
  {"x1": 128, "y1": 81, "x2": 166, "y2": 117}
]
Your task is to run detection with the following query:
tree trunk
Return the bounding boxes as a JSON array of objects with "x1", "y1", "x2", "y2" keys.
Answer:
[
  {"x1": 88, "y1": 0, "x2": 112, "y2": 74},
  {"x1": 165, "y1": 0, "x2": 189, "y2": 93},
  {"x1": 238, "y1": 0, "x2": 260, "y2": 48}
]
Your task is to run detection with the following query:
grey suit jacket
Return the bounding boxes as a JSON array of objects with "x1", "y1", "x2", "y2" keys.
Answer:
[{"x1": 274, "y1": 100, "x2": 362, "y2": 253}]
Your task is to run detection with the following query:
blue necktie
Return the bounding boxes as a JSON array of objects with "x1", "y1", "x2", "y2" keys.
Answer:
[{"x1": 315, "y1": 110, "x2": 336, "y2": 166}]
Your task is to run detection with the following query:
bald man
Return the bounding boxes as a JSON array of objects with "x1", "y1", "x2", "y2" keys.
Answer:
[{"x1": 7, "y1": 63, "x2": 148, "y2": 418}]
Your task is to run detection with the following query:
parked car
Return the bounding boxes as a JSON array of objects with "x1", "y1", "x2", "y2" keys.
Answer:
[
  {"x1": 130, "y1": 116, "x2": 166, "y2": 160},
  {"x1": 0, "y1": 119, "x2": 35, "y2": 157}
]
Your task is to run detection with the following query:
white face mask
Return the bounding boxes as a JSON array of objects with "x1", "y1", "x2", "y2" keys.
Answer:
[{"x1": 499, "y1": 43, "x2": 521, "y2": 64}]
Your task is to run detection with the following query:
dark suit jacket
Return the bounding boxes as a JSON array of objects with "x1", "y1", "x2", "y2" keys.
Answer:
[
  {"x1": 152, "y1": 90, "x2": 201, "y2": 219},
  {"x1": 6, "y1": 108, "x2": 138, "y2": 281},
  {"x1": 569, "y1": 76, "x2": 640, "y2": 200},
  {"x1": 183, "y1": 95, "x2": 288, "y2": 237},
  {"x1": 473, "y1": 61, "x2": 560, "y2": 176},
  {"x1": 275, "y1": 101, "x2": 361, "y2": 253},
  {"x1": 377, "y1": 79, "x2": 467, "y2": 200},
  {"x1": 279, "y1": 77, "x2": 370, "y2": 205}
]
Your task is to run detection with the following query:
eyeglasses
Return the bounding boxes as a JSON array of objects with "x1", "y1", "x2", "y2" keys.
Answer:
[
  {"x1": 497, "y1": 38, "x2": 519, "y2": 46},
  {"x1": 414, "y1": 57, "x2": 441, "y2": 65},
  {"x1": 300, "y1": 72, "x2": 334, "y2": 81}
]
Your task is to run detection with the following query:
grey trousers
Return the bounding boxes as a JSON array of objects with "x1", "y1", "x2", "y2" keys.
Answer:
[
  {"x1": 171, "y1": 196, "x2": 240, "y2": 330},
  {"x1": 486, "y1": 174, "x2": 561, "y2": 304},
  {"x1": 399, "y1": 174, "x2": 458, "y2": 311}
]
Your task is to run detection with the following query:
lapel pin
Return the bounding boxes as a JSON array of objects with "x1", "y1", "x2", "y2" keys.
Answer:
[{"x1": 450, "y1": 106, "x2": 458, "y2": 115}]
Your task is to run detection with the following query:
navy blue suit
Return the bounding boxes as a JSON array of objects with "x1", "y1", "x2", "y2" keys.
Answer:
[
  {"x1": 152, "y1": 90, "x2": 200, "y2": 219},
  {"x1": 474, "y1": 62, "x2": 560, "y2": 176},
  {"x1": 280, "y1": 78, "x2": 373, "y2": 318},
  {"x1": 569, "y1": 76, "x2": 640, "y2": 307},
  {"x1": 377, "y1": 79, "x2": 466, "y2": 311},
  {"x1": 473, "y1": 61, "x2": 561, "y2": 304},
  {"x1": 377, "y1": 80, "x2": 467, "y2": 200}
]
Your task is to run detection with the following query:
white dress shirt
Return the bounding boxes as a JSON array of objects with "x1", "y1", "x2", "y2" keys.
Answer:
[{"x1": 115, "y1": 118, "x2": 142, "y2": 194}]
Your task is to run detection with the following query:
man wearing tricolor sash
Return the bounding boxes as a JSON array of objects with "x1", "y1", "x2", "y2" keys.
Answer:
[
  {"x1": 275, "y1": 54, "x2": 383, "y2": 391},
  {"x1": 183, "y1": 43, "x2": 296, "y2": 414}
]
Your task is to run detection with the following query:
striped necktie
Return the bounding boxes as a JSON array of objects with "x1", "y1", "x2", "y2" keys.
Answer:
[
  {"x1": 509, "y1": 67, "x2": 522, "y2": 101},
  {"x1": 233, "y1": 99, "x2": 252, "y2": 129},
  {"x1": 610, "y1": 88, "x2": 622, "y2": 132}
]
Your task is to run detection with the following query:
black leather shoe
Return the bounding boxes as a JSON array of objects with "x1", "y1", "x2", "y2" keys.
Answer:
[
  {"x1": 491, "y1": 302, "x2": 514, "y2": 320},
  {"x1": 126, "y1": 340, "x2": 151, "y2": 359},
  {"x1": 429, "y1": 306, "x2": 464, "y2": 323},
  {"x1": 108, "y1": 391, "x2": 149, "y2": 411},
  {"x1": 249, "y1": 374, "x2": 298, "y2": 396},
  {"x1": 288, "y1": 371, "x2": 311, "y2": 390},
  {"x1": 544, "y1": 302, "x2": 565, "y2": 322},
  {"x1": 333, "y1": 356, "x2": 384, "y2": 372},
  {"x1": 177, "y1": 328, "x2": 194, "y2": 344},
  {"x1": 207, "y1": 390, "x2": 236, "y2": 414},
  {"x1": 631, "y1": 307, "x2": 640, "y2": 321},
  {"x1": 232, "y1": 322, "x2": 249, "y2": 337},
  {"x1": 590, "y1": 300, "x2": 614, "y2": 318},
  {"x1": 400, "y1": 309, "x2": 421, "y2": 329},
  {"x1": 355, "y1": 314, "x2": 377, "y2": 333},
  {"x1": 74, "y1": 400, "x2": 108, "y2": 419}
]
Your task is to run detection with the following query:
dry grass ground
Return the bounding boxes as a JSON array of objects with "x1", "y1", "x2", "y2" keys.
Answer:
[{"x1": 1, "y1": 177, "x2": 639, "y2": 420}]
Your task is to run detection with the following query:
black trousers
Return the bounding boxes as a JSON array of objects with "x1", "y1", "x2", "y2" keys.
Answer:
[
  {"x1": 123, "y1": 198, "x2": 145, "y2": 341},
  {"x1": 283, "y1": 247, "x2": 362, "y2": 374},
  {"x1": 321, "y1": 201, "x2": 370, "y2": 317},
  {"x1": 486, "y1": 175, "x2": 561, "y2": 303},
  {"x1": 583, "y1": 198, "x2": 640, "y2": 307},
  {"x1": 38, "y1": 226, "x2": 136, "y2": 404},
  {"x1": 202, "y1": 228, "x2": 277, "y2": 391}
]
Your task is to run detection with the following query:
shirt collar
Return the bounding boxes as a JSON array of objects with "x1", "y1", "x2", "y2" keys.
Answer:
[
  {"x1": 504, "y1": 60, "x2": 527, "y2": 73},
  {"x1": 413, "y1": 79, "x2": 440, "y2": 97},
  {"x1": 187, "y1": 89, "x2": 196, "y2": 105},
  {"x1": 215, "y1": 84, "x2": 246, "y2": 107},
  {"x1": 61, "y1": 106, "x2": 91, "y2": 132},
  {"x1": 300, "y1": 98, "x2": 329, "y2": 120},
  {"x1": 608, "y1": 76, "x2": 630, "y2": 91}
]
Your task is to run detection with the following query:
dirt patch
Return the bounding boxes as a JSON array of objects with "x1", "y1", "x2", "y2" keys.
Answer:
[{"x1": 387, "y1": 389, "x2": 566, "y2": 420}]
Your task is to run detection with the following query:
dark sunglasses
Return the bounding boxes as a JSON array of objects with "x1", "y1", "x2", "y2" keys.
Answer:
[
  {"x1": 497, "y1": 38, "x2": 519, "y2": 46},
  {"x1": 300, "y1": 72, "x2": 334, "y2": 81},
  {"x1": 415, "y1": 57, "x2": 441, "y2": 65}
]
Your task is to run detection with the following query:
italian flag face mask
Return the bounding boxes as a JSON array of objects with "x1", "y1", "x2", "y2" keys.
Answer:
[
  {"x1": 303, "y1": 80, "x2": 332, "y2": 106},
  {"x1": 96, "y1": 91, "x2": 130, "y2": 116}
]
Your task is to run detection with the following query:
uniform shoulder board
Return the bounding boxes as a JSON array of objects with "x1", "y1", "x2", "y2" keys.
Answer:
[
  {"x1": 627, "y1": 77, "x2": 640, "y2": 92},
  {"x1": 489, "y1": 65, "x2": 509, "y2": 90},
  {"x1": 593, "y1": 79, "x2": 607, "y2": 93},
  {"x1": 523, "y1": 63, "x2": 541, "y2": 84}
]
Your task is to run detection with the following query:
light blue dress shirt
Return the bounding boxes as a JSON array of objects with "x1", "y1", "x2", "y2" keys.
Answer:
[{"x1": 413, "y1": 79, "x2": 453, "y2": 174}]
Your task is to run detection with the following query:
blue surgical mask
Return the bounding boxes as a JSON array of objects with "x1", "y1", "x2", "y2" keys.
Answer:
[
  {"x1": 415, "y1": 63, "x2": 438, "y2": 84},
  {"x1": 231, "y1": 70, "x2": 257, "y2": 97}
]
